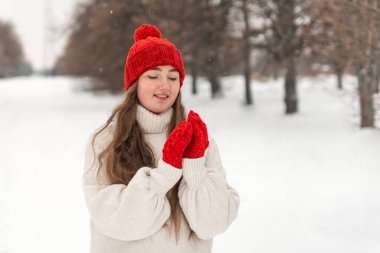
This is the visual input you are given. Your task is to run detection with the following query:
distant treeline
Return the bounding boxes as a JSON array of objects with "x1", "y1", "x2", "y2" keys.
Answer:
[
  {"x1": 57, "y1": 0, "x2": 380, "y2": 127},
  {"x1": 0, "y1": 20, "x2": 32, "y2": 78}
]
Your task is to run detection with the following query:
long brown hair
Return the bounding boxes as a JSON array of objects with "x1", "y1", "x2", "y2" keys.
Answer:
[{"x1": 89, "y1": 82, "x2": 196, "y2": 242}]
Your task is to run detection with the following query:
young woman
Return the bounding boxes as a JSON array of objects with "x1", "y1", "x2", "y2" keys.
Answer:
[{"x1": 83, "y1": 24, "x2": 240, "y2": 253}]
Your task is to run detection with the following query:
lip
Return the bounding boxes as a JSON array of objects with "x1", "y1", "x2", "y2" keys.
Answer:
[{"x1": 154, "y1": 94, "x2": 169, "y2": 101}]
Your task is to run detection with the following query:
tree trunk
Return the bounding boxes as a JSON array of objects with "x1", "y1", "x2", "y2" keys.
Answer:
[
  {"x1": 336, "y1": 68, "x2": 343, "y2": 90},
  {"x1": 207, "y1": 52, "x2": 223, "y2": 99},
  {"x1": 244, "y1": 50, "x2": 253, "y2": 105},
  {"x1": 191, "y1": 60, "x2": 198, "y2": 95},
  {"x1": 209, "y1": 72, "x2": 223, "y2": 98},
  {"x1": 357, "y1": 66, "x2": 375, "y2": 128},
  {"x1": 375, "y1": 62, "x2": 380, "y2": 94},
  {"x1": 374, "y1": 44, "x2": 380, "y2": 94},
  {"x1": 242, "y1": 0, "x2": 253, "y2": 105},
  {"x1": 284, "y1": 56, "x2": 298, "y2": 114}
]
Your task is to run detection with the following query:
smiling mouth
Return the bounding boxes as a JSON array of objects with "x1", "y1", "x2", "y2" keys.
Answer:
[{"x1": 154, "y1": 94, "x2": 169, "y2": 99}]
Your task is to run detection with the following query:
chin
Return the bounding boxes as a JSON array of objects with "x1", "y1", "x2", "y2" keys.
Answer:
[
  {"x1": 142, "y1": 100, "x2": 174, "y2": 114},
  {"x1": 149, "y1": 106, "x2": 169, "y2": 114}
]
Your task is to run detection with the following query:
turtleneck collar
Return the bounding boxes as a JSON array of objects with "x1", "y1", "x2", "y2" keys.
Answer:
[{"x1": 136, "y1": 104, "x2": 173, "y2": 134}]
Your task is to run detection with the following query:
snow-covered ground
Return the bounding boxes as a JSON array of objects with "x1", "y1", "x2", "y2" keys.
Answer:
[{"x1": 0, "y1": 75, "x2": 379, "y2": 253}]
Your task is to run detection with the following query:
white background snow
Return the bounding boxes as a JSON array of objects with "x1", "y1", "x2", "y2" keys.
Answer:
[{"x1": 0, "y1": 75, "x2": 379, "y2": 252}]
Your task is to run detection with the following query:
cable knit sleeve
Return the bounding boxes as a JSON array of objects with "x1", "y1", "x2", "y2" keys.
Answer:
[
  {"x1": 178, "y1": 135, "x2": 240, "y2": 240},
  {"x1": 83, "y1": 125, "x2": 182, "y2": 241}
]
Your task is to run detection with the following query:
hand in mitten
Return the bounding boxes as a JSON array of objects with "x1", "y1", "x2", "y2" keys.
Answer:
[
  {"x1": 183, "y1": 110, "x2": 209, "y2": 159},
  {"x1": 162, "y1": 121, "x2": 193, "y2": 169}
]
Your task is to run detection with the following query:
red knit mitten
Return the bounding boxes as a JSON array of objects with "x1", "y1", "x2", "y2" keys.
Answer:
[
  {"x1": 183, "y1": 111, "x2": 209, "y2": 159},
  {"x1": 162, "y1": 121, "x2": 194, "y2": 169}
]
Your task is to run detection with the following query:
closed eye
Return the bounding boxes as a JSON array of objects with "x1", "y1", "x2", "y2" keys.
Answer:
[
  {"x1": 148, "y1": 76, "x2": 158, "y2": 79},
  {"x1": 169, "y1": 77, "x2": 178, "y2": 81}
]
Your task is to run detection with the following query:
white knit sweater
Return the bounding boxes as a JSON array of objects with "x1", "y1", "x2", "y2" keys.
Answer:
[{"x1": 83, "y1": 104, "x2": 240, "y2": 253}]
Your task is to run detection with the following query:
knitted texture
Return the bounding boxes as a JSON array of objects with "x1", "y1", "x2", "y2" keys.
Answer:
[
  {"x1": 183, "y1": 111, "x2": 209, "y2": 159},
  {"x1": 124, "y1": 24, "x2": 185, "y2": 91},
  {"x1": 162, "y1": 121, "x2": 193, "y2": 169}
]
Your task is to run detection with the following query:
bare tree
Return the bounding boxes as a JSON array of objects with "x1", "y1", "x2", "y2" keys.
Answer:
[
  {"x1": 146, "y1": 0, "x2": 235, "y2": 98},
  {"x1": 0, "y1": 20, "x2": 27, "y2": 77},
  {"x1": 344, "y1": 0, "x2": 379, "y2": 127},
  {"x1": 241, "y1": 0, "x2": 254, "y2": 105},
  {"x1": 314, "y1": 0, "x2": 380, "y2": 127},
  {"x1": 309, "y1": 0, "x2": 353, "y2": 89},
  {"x1": 61, "y1": 0, "x2": 150, "y2": 93},
  {"x1": 246, "y1": 0, "x2": 322, "y2": 113}
]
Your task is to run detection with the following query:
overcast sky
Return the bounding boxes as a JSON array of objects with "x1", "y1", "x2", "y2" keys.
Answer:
[{"x1": 0, "y1": 0, "x2": 82, "y2": 70}]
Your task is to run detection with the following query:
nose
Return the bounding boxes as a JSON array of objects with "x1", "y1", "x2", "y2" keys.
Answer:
[{"x1": 158, "y1": 77, "x2": 170, "y2": 89}]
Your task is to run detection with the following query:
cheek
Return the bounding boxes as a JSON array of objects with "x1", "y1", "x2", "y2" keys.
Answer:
[
  {"x1": 172, "y1": 83, "x2": 180, "y2": 94},
  {"x1": 137, "y1": 82, "x2": 153, "y2": 97},
  {"x1": 137, "y1": 85, "x2": 148, "y2": 104},
  {"x1": 170, "y1": 86, "x2": 180, "y2": 103}
]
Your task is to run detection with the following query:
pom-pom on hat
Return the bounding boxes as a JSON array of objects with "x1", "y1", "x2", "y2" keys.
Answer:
[{"x1": 124, "y1": 24, "x2": 185, "y2": 92}]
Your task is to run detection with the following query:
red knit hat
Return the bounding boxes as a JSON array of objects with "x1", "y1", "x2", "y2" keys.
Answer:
[{"x1": 124, "y1": 24, "x2": 185, "y2": 91}]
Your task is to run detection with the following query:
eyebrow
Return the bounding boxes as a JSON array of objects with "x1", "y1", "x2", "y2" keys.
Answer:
[{"x1": 151, "y1": 67, "x2": 178, "y2": 73}]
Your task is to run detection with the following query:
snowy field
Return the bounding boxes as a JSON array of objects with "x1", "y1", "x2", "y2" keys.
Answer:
[{"x1": 0, "y1": 75, "x2": 379, "y2": 253}]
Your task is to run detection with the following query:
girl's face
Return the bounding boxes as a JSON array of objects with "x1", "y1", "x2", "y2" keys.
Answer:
[{"x1": 137, "y1": 65, "x2": 181, "y2": 114}]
